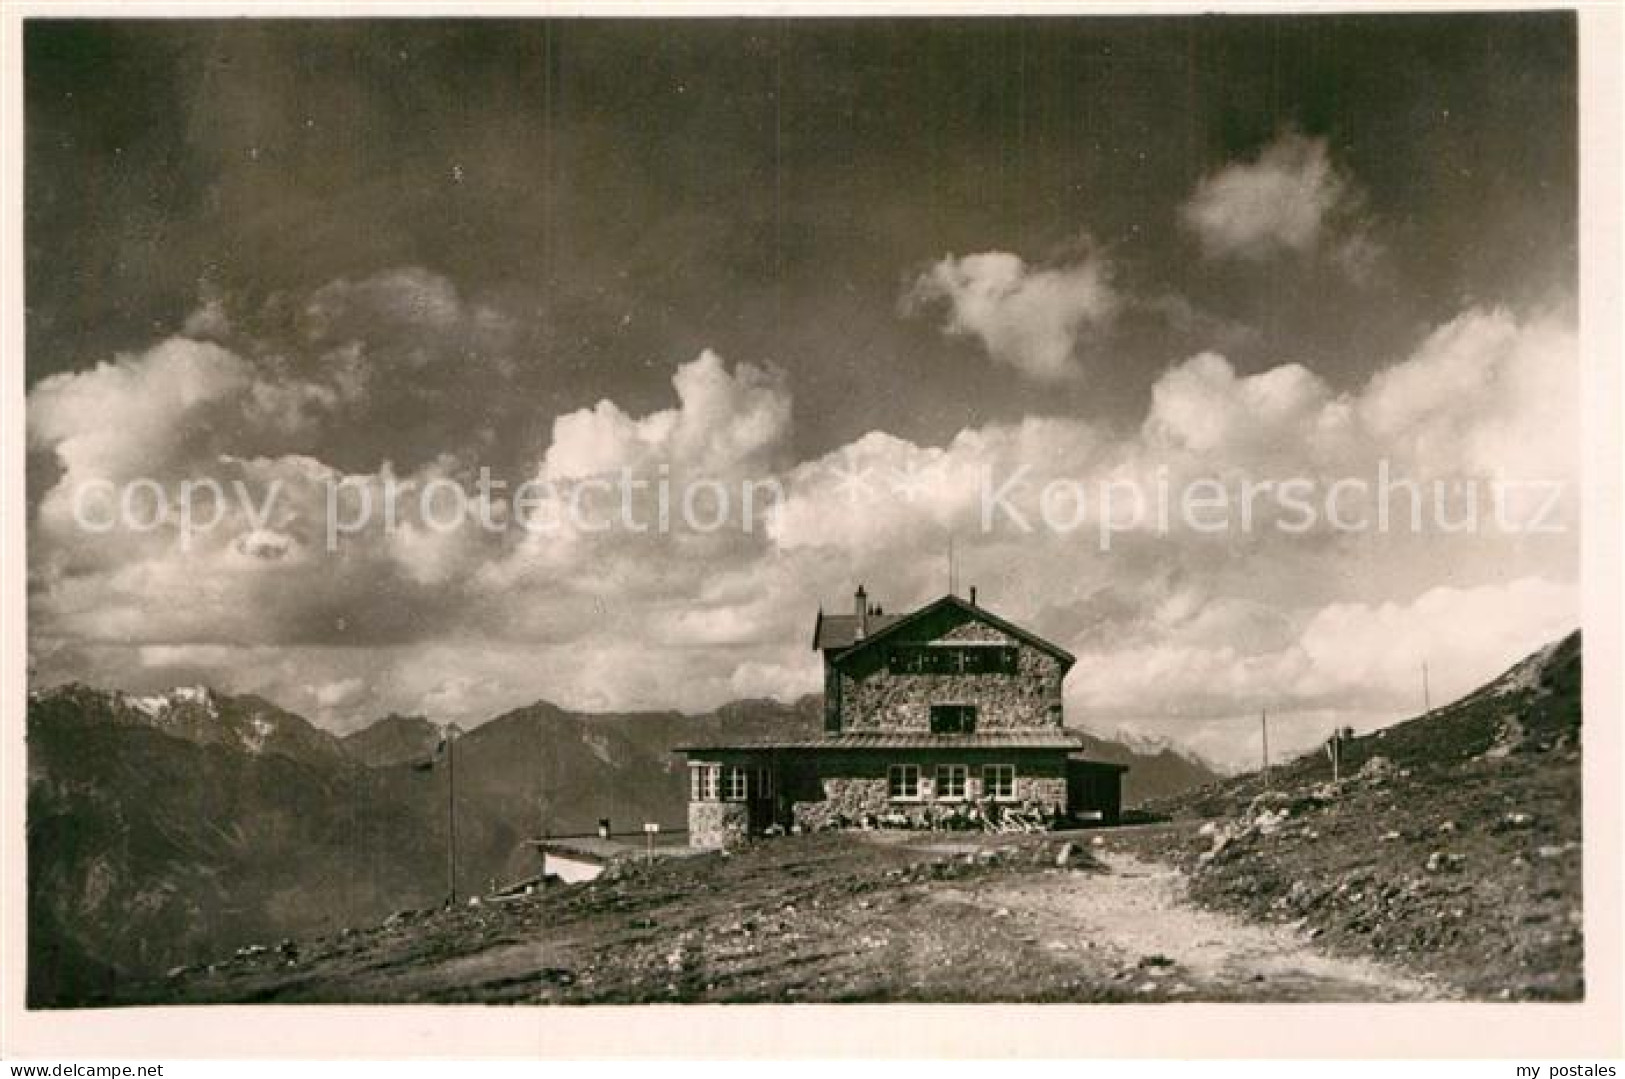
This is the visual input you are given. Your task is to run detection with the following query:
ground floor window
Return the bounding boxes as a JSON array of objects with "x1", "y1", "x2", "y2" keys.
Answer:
[
  {"x1": 888, "y1": 763, "x2": 921, "y2": 800},
  {"x1": 983, "y1": 763, "x2": 1016, "y2": 801},
  {"x1": 690, "y1": 763, "x2": 720, "y2": 801},
  {"x1": 755, "y1": 767, "x2": 774, "y2": 800},
  {"x1": 723, "y1": 766, "x2": 750, "y2": 802},
  {"x1": 935, "y1": 763, "x2": 967, "y2": 800}
]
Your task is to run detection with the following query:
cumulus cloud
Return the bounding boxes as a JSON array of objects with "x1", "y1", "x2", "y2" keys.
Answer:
[
  {"x1": 1079, "y1": 576, "x2": 1577, "y2": 772},
  {"x1": 541, "y1": 350, "x2": 790, "y2": 481},
  {"x1": 904, "y1": 248, "x2": 1118, "y2": 381},
  {"x1": 26, "y1": 266, "x2": 1578, "y2": 754},
  {"x1": 309, "y1": 676, "x2": 368, "y2": 711},
  {"x1": 763, "y1": 302, "x2": 1576, "y2": 750},
  {"x1": 1182, "y1": 131, "x2": 1380, "y2": 278}
]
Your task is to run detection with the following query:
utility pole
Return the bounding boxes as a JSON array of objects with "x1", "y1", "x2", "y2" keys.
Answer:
[
  {"x1": 1260, "y1": 708, "x2": 1271, "y2": 791},
  {"x1": 446, "y1": 725, "x2": 458, "y2": 907},
  {"x1": 1422, "y1": 662, "x2": 1432, "y2": 716},
  {"x1": 947, "y1": 534, "x2": 956, "y2": 596}
]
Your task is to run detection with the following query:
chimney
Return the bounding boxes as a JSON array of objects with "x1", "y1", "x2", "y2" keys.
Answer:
[
  {"x1": 969, "y1": 585, "x2": 978, "y2": 606},
  {"x1": 854, "y1": 584, "x2": 869, "y2": 638}
]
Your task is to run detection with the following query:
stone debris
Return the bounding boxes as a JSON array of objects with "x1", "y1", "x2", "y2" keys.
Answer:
[
  {"x1": 1358, "y1": 755, "x2": 1398, "y2": 783},
  {"x1": 1425, "y1": 851, "x2": 1465, "y2": 873},
  {"x1": 1480, "y1": 716, "x2": 1527, "y2": 761},
  {"x1": 1494, "y1": 812, "x2": 1534, "y2": 832}
]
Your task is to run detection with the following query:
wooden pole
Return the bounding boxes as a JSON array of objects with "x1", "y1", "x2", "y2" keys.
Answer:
[
  {"x1": 1261, "y1": 708, "x2": 1271, "y2": 791},
  {"x1": 447, "y1": 728, "x2": 457, "y2": 907},
  {"x1": 1422, "y1": 661, "x2": 1432, "y2": 715}
]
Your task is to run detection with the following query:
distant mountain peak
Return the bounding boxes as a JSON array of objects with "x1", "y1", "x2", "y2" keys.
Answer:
[
  {"x1": 31, "y1": 681, "x2": 346, "y2": 766},
  {"x1": 122, "y1": 684, "x2": 220, "y2": 720}
]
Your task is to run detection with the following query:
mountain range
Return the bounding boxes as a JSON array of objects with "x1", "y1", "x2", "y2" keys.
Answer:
[{"x1": 26, "y1": 682, "x2": 1220, "y2": 1006}]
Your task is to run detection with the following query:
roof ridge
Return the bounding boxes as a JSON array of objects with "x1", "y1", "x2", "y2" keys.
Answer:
[{"x1": 817, "y1": 594, "x2": 1075, "y2": 667}]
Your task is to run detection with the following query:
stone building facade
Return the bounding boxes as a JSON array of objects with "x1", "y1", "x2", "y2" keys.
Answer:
[{"x1": 678, "y1": 589, "x2": 1126, "y2": 848}]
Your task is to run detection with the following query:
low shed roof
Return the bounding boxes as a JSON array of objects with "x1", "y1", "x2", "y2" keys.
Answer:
[{"x1": 677, "y1": 730, "x2": 1089, "y2": 752}]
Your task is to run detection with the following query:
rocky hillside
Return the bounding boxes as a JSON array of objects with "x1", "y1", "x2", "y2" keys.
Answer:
[
  {"x1": 1123, "y1": 630, "x2": 1583, "y2": 1000},
  {"x1": 340, "y1": 713, "x2": 441, "y2": 767},
  {"x1": 28, "y1": 681, "x2": 1221, "y2": 1007},
  {"x1": 26, "y1": 687, "x2": 817, "y2": 1006}
]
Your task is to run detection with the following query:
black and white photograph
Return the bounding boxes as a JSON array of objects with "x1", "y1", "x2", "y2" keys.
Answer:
[{"x1": 4, "y1": 2, "x2": 1622, "y2": 1062}]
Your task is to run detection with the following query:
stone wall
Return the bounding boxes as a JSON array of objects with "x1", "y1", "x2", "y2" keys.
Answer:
[
  {"x1": 1016, "y1": 776, "x2": 1068, "y2": 808},
  {"x1": 688, "y1": 800, "x2": 750, "y2": 849},
  {"x1": 835, "y1": 607, "x2": 1065, "y2": 733},
  {"x1": 788, "y1": 752, "x2": 1070, "y2": 831},
  {"x1": 791, "y1": 776, "x2": 890, "y2": 832}
]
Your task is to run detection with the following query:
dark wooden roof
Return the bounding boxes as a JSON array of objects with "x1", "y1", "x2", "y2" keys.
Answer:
[
  {"x1": 816, "y1": 593, "x2": 1075, "y2": 669},
  {"x1": 812, "y1": 611, "x2": 904, "y2": 650}
]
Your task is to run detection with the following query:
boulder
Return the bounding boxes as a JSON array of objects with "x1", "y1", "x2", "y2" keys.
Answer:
[{"x1": 1358, "y1": 755, "x2": 1398, "y2": 783}]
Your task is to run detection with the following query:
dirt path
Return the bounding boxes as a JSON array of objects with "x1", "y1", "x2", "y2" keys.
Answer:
[
  {"x1": 966, "y1": 847, "x2": 1448, "y2": 1001},
  {"x1": 138, "y1": 832, "x2": 1449, "y2": 1004}
]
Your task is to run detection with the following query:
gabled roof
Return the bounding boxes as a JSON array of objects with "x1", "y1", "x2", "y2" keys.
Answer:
[
  {"x1": 812, "y1": 611, "x2": 904, "y2": 651},
  {"x1": 818, "y1": 593, "x2": 1075, "y2": 669}
]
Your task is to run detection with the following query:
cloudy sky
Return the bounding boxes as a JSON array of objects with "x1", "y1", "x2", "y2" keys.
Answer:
[{"x1": 25, "y1": 16, "x2": 1578, "y2": 768}]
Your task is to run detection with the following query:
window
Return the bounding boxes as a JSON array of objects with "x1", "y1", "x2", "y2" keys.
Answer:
[
  {"x1": 691, "y1": 764, "x2": 720, "y2": 801},
  {"x1": 936, "y1": 764, "x2": 967, "y2": 801},
  {"x1": 888, "y1": 645, "x2": 1018, "y2": 675},
  {"x1": 930, "y1": 704, "x2": 977, "y2": 734},
  {"x1": 983, "y1": 764, "x2": 1016, "y2": 801},
  {"x1": 723, "y1": 766, "x2": 749, "y2": 802},
  {"x1": 755, "y1": 767, "x2": 774, "y2": 801},
  {"x1": 888, "y1": 763, "x2": 921, "y2": 801}
]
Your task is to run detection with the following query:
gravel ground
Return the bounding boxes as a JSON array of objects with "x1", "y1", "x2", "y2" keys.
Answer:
[{"x1": 123, "y1": 828, "x2": 1443, "y2": 1004}]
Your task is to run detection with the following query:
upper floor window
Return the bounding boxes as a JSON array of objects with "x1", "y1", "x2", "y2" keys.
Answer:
[
  {"x1": 930, "y1": 704, "x2": 977, "y2": 734},
  {"x1": 887, "y1": 644, "x2": 1018, "y2": 676},
  {"x1": 888, "y1": 763, "x2": 921, "y2": 801}
]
